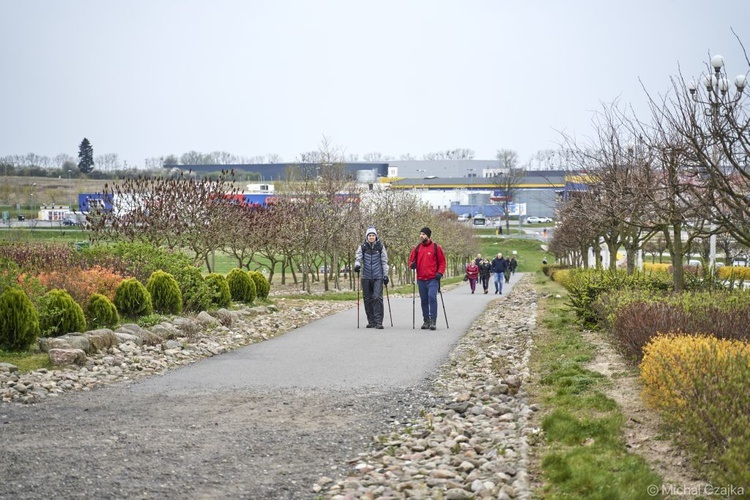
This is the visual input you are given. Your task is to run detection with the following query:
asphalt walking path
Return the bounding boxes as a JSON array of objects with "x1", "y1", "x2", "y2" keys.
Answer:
[{"x1": 132, "y1": 274, "x2": 522, "y2": 395}]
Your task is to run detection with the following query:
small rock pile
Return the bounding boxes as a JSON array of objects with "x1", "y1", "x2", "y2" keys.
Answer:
[
  {"x1": 318, "y1": 278, "x2": 539, "y2": 499},
  {"x1": 0, "y1": 299, "x2": 353, "y2": 405}
]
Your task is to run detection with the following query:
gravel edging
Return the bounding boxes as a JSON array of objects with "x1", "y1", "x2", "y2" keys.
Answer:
[{"x1": 319, "y1": 277, "x2": 539, "y2": 499}]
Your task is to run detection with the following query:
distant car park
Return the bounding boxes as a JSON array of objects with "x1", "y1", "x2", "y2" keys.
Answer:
[{"x1": 525, "y1": 216, "x2": 552, "y2": 224}]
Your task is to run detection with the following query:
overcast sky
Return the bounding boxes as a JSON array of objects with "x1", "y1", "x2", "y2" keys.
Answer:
[{"x1": 1, "y1": 1, "x2": 748, "y2": 167}]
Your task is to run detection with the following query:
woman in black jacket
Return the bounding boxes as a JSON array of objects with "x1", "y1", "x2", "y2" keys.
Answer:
[{"x1": 478, "y1": 258, "x2": 492, "y2": 295}]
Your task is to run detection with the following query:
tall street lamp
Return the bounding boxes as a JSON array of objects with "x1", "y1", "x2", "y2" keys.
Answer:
[
  {"x1": 466, "y1": 168, "x2": 475, "y2": 216},
  {"x1": 687, "y1": 54, "x2": 747, "y2": 269},
  {"x1": 29, "y1": 193, "x2": 35, "y2": 229},
  {"x1": 67, "y1": 169, "x2": 73, "y2": 208}
]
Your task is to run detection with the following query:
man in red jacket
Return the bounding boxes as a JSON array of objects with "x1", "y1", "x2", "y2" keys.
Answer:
[{"x1": 408, "y1": 227, "x2": 447, "y2": 330}]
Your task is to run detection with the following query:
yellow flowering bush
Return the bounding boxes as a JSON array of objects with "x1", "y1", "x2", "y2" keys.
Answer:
[
  {"x1": 717, "y1": 265, "x2": 750, "y2": 281},
  {"x1": 549, "y1": 268, "x2": 572, "y2": 288},
  {"x1": 640, "y1": 334, "x2": 750, "y2": 486},
  {"x1": 642, "y1": 262, "x2": 671, "y2": 275}
]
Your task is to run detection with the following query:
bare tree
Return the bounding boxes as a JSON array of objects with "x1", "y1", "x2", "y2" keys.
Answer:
[
  {"x1": 363, "y1": 152, "x2": 393, "y2": 162},
  {"x1": 87, "y1": 171, "x2": 242, "y2": 270},
  {"x1": 95, "y1": 153, "x2": 121, "y2": 172},
  {"x1": 180, "y1": 151, "x2": 214, "y2": 165},
  {"x1": 492, "y1": 149, "x2": 525, "y2": 234},
  {"x1": 423, "y1": 149, "x2": 475, "y2": 160}
]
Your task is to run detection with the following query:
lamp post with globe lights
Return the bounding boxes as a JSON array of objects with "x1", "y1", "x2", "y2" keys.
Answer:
[
  {"x1": 465, "y1": 168, "x2": 478, "y2": 217},
  {"x1": 686, "y1": 54, "x2": 747, "y2": 269}
]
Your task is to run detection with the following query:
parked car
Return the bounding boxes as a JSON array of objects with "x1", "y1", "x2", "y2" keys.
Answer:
[
  {"x1": 525, "y1": 216, "x2": 552, "y2": 224},
  {"x1": 62, "y1": 218, "x2": 79, "y2": 226}
]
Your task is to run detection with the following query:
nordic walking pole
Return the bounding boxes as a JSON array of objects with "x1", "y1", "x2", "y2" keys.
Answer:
[
  {"x1": 412, "y1": 270, "x2": 416, "y2": 329},
  {"x1": 356, "y1": 270, "x2": 360, "y2": 328},
  {"x1": 438, "y1": 282, "x2": 449, "y2": 329},
  {"x1": 385, "y1": 280, "x2": 393, "y2": 327}
]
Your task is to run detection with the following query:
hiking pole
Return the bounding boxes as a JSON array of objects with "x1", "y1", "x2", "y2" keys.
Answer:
[
  {"x1": 412, "y1": 270, "x2": 416, "y2": 329},
  {"x1": 438, "y1": 282, "x2": 449, "y2": 329},
  {"x1": 386, "y1": 291, "x2": 394, "y2": 327},
  {"x1": 356, "y1": 270, "x2": 360, "y2": 328}
]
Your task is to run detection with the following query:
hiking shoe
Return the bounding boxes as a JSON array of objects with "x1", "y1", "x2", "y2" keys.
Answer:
[
  {"x1": 429, "y1": 319, "x2": 437, "y2": 331},
  {"x1": 421, "y1": 319, "x2": 430, "y2": 330},
  {"x1": 375, "y1": 324, "x2": 384, "y2": 329},
  {"x1": 366, "y1": 323, "x2": 374, "y2": 328}
]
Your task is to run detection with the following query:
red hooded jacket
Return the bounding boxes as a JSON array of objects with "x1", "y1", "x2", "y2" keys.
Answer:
[{"x1": 408, "y1": 239, "x2": 447, "y2": 281}]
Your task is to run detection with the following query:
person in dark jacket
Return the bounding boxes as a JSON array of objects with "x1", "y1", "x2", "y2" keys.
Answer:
[
  {"x1": 509, "y1": 256, "x2": 518, "y2": 275},
  {"x1": 354, "y1": 227, "x2": 389, "y2": 329},
  {"x1": 408, "y1": 227, "x2": 447, "y2": 330},
  {"x1": 478, "y1": 258, "x2": 492, "y2": 294},
  {"x1": 491, "y1": 252, "x2": 509, "y2": 294}
]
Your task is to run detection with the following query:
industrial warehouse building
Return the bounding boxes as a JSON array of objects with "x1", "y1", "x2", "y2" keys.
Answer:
[{"x1": 172, "y1": 160, "x2": 573, "y2": 219}]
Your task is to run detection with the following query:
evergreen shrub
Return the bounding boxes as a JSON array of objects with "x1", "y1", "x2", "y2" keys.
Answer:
[
  {"x1": 114, "y1": 278, "x2": 153, "y2": 318},
  {"x1": 205, "y1": 273, "x2": 231, "y2": 308},
  {"x1": 38, "y1": 289, "x2": 87, "y2": 337},
  {"x1": 145, "y1": 270, "x2": 183, "y2": 315},
  {"x1": 227, "y1": 268, "x2": 256, "y2": 303},
  {"x1": 174, "y1": 266, "x2": 212, "y2": 312},
  {"x1": 247, "y1": 270, "x2": 270, "y2": 300},
  {"x1": 0, "y1": 287, "x2": 40, "y2": 351},
  {"x1": 86, "y1": 293, "x2": 119, "y2": 329},
  {"x1": 563, "y1": 269, "x2": 672, "y2": 329}
]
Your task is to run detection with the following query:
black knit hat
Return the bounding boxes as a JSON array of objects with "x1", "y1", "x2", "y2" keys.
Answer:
[{"x1": 420, "y1": 227, "x2": 431, "y2": 238}]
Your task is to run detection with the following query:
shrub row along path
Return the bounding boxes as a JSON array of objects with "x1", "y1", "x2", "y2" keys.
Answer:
[{"x1": 0, "y1": 275, "x2": 535, "y2": 499}]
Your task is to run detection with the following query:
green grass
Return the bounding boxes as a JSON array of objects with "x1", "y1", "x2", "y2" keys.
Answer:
[
  {"x1": 478, "y1": 236, "x2": 552, "y2": 273},
  {"x1": 0, "y1": 227, "x2": 88, "y2": 243},
  {"x1": 0, "y1": 349, "x2": 52, "y2": 373},
  {"x1": 530, "y1": 279, "x2": 663, "y2": 499}
]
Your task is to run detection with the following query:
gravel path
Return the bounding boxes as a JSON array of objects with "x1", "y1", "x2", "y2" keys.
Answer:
[{"x1": 0, "y1": 275, "x2": 538, "y2": 499}]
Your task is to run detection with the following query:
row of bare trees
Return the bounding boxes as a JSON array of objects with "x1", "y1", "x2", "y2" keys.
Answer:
[
  {"x1": 87, "y1": 141, "x2": 480, "y2": 293},
  {"x1": 551, "y1": 43, "x2": 750, "y2": 291}
]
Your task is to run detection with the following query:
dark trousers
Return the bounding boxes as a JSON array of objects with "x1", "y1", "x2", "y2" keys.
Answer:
[
  {"x1": 480, "y1": 275, "x2": 490, "y2": 291},
  {"x1": 361, "y1": 279, "x2": 384, "y2": 325},
  {"x1": 417, "y1": 279, "x2": 439, "y2": 320}
]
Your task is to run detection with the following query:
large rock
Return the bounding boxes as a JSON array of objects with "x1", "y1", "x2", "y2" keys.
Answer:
[
  {"x1": 0, "y1": 362, "x2": 18, "y2": 373},
  {"x1": 85, "y1": 329, "x2": 119, "y2": 352},
  {"x1": 196, "y1": 311, "x2": 218, "y2": 327},
  {"x1": 149, "y1": 323, "x2": 181, "y2": 340},
  {"x1": 48, "y1": 348, "x2": 87, "y2": 367},
  {"x1": 38, "y1": 335, "x2": 90, "y2": 353},
  {"x1": 171, "y1": 317, "x2": 201, "y2": 336},
  {"x1": 116, "y1": 324, "x2": 163, "y2": 345}
]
